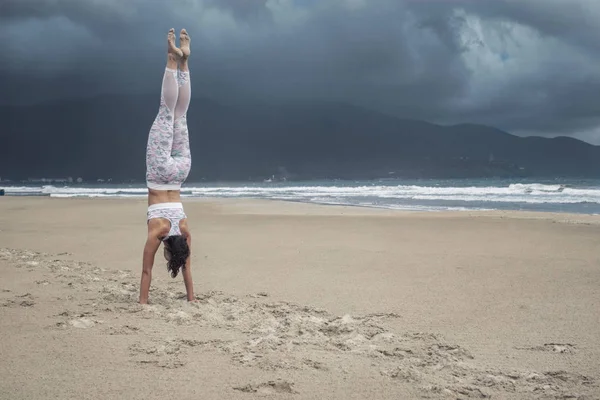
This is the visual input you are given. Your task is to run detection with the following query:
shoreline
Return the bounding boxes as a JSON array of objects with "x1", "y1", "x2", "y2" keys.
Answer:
[
  {"x1": 3, "y1": 195, "x2": 600, "y2": 223},
  {"x1": 3, "y1": 179, "x2": 600, "y2": 216}
]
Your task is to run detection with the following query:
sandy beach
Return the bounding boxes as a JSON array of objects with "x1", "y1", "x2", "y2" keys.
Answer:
[{"x1": 1, "y1": 197, "x2": 599, "y2": 399}]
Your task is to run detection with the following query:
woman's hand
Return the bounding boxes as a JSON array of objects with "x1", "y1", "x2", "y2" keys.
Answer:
[
  {"x1": 139, "y1": 222, "x2": 165, "y2": 304},
  {"x1": 180, "y1": 220, "x2": 195, "y2": 301}
]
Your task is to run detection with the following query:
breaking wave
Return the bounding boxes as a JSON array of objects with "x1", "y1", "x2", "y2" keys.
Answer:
[{"x1": 3, "y1": 181, "x2": 600, "y2": 213}]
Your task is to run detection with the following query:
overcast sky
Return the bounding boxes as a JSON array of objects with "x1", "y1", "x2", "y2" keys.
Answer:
[{"x1": 2, "y1": 0, "x2": 600, "y2": 143}]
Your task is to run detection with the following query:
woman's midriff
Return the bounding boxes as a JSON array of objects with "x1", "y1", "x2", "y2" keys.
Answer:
[{"x1": 148, "y1": 189, "x2": 182, "y2": 206}]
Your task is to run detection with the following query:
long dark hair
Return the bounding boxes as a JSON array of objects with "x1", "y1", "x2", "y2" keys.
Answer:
[{"x1": 163, "y1": 235, "x2": 190, "y2": 278}]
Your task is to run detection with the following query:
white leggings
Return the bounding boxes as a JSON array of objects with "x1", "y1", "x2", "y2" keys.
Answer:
[{"x1": 145, "y1": 68, "x2": 192, "y2": 190}]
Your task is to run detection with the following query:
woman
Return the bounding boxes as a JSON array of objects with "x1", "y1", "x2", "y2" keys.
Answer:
[{"x1": 139, "y1": 28, "x2": 195, "y2": 304}]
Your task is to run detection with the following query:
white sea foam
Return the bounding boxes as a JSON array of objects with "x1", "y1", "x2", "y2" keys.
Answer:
[
  {"x1": 4, "y1": 185, "x2": 148, "y2": 197},
  {"x1": 3, "y1": 183, "x2": 600, "y2": 211},
  {"x1": 188, "y1": 183, "x2": 600, "y2": 205}
]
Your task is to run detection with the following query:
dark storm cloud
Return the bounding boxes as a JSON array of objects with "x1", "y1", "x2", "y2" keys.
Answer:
[{"x1": 2, "y1": 0, "x2": 600, "y2": 143}]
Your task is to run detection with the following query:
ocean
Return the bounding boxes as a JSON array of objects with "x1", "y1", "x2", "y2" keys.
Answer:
[{"x1": 3, "y1": 178, "x2": 600, "y2": 214}]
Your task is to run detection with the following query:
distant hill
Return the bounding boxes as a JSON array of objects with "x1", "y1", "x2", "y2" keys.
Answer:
[{"x1": 1, "y1": 95, "x2": 599, "y2": 182}]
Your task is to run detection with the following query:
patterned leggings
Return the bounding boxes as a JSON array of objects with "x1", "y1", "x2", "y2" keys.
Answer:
[{"x1": 146, "y1": 67, "x2": 192, "y2": 190}]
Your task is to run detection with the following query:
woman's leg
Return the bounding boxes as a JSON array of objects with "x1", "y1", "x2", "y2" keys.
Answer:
[
  {"x1": 145, "y1": 29, "x2": 183, "y2": 190},
  {"x1": 140, "y1": 30, "x2": 182, "y2": 305},
  {"x1": 174, "y1": 29, "x2": 191, "y2": 120},
  {"x1": 172, "y1": 29, "x2": 192, "y2": 185},
  {"x1": 172, "y1": 30, "x2": 195, "y2": 299}
]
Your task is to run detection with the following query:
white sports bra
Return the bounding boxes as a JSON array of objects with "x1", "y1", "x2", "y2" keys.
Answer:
[{"x1": 147, "y1": 202, "x2": 186, "y2": 240}]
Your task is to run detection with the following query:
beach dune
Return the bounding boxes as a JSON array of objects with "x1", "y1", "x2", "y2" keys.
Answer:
[{"x1": 1, "y1": 197, "x2": 599, "y2": 399}]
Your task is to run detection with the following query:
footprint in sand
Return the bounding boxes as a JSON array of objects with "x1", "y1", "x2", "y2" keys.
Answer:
[
  {"x1": 2, "y1": 293, "x2": 35, "y2": 307},
  {"x1": 129, "y1": 338, "x2": 191, "y2": 369},
  {"x1": 166, "y1": 310, "x2": 192, "y2": 325},
  {"x1": 302, "y1": 358, "x2": 328, "y2": 371},
  {"x1": 1, "y1": 299, "x2": 14, "y2": 307},
  {"x1": 247, "y1": 292, "x2": 269, "y2": 299},
  {"x1": 68, "y1": 318, "x2": 97, "y2": 329},
  {"x1": 516, "y1": 343, "x2": 577, "y2": 354},
  {"x1": 106, "y1": 325, "x2": 140, "y2": 335},
  {"x1": 233, "y1": 380, "x2": 298, "y2": 395},
  {"x1": 53, "y1": 310, "x2": 101, "y2": 329}
]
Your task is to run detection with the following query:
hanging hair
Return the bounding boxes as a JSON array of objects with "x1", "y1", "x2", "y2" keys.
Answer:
[{"x1": 163, "y1": 235, "x2": 190, "y2": 278}]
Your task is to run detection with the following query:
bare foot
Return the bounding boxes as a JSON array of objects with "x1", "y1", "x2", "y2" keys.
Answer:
[
  {"x1": 180, "y1": 29, "x2": 190, "y2": 60},
  {"x1": 168, "y1": 28, "x2": 183, "y2": 59}
]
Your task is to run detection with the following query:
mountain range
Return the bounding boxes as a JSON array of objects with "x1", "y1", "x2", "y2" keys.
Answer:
[{"x1": 1, "y1": 95, "x2": 599, "y2": 182}]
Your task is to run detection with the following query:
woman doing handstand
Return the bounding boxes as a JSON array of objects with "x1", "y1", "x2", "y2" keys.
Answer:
[{"x1": 139, "y1": 28, "x2": 195, "y2": 304}]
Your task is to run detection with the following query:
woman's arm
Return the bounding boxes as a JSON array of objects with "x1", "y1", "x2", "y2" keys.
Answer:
[
  {"x1": 138, "y1": 233, "x2": 161, "y2": 304},
  {"x1": 181, "y1": 223, "x2": 196, "y2": 301}
]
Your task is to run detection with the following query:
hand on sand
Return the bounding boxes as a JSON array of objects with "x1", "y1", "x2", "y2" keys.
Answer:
[{"x1": 188, "y1": 295, "x2": 198, "y2": 303}]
